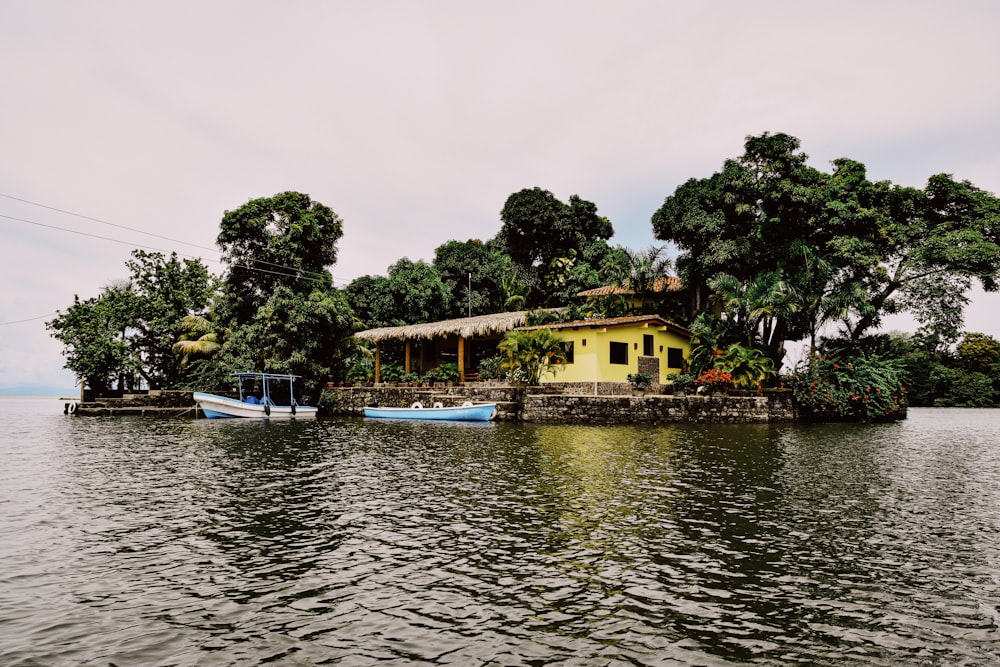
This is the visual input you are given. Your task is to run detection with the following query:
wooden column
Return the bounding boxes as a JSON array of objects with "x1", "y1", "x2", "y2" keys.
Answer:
[
  {"x1": 374, "y1": 343, "x2": 381, "y2": 384},
  {"x1": 404, "y1": 339, "x2": 411, "y2": 374},
  {"x1": 457, "y1": 336, "x2": 466, "y2": 381}
]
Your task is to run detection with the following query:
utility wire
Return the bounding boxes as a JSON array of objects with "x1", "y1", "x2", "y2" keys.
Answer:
[
  {"x1": 0, "y1": 312, "x2": 60, "y2": 326},
  {"x1": 1, "y1": 206, "x2": 351, "y2": 286},
  {"x1": 0, "y1": 194, "x2": 361, "y2": 327},
  {"x1": 0, "y1": 192, "x2": 217, "y2": 254},
  {"x1": 3, "y1": 212, "x2": 322, "y2": 280},
  {"x1": 0, "y1": 192, "x2": 353, "y2": 285}
]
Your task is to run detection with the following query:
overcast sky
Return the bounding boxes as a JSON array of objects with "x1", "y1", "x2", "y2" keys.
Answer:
[{"x1": 2, "y1": 1, "x2": 999, "y2": 392}]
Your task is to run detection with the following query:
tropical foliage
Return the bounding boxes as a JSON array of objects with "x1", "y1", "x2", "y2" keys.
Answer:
[
  {"x1": 497, "y1": 328, "x2": 568, "y2": 386},
  {"x1": 47, "y1": 250, "x2": 213, "y2": 392},
  {"x1": 172, "y1": 315, "x2": 221, "y2": 369},
  {"x1": 653, "y1": 132, "x2": 1000, "y2": 363},
  {"x1": 627, "y1": 372, "x2": 654, "y2": 392},
  {"x1": 786, "y1": 354, "x2": 909, "y2": 422},
  {"x1": 713, "y1": 344, "x2": 776, "y2": 390}
]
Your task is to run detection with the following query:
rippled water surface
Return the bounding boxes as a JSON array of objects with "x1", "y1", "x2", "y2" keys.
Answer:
[{"x1": 1, "y1": 398, "x2": 999, "y2": 665}]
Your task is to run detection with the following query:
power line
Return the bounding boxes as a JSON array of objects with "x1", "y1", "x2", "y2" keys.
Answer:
[
  {"x1": 0, "y1": 192, "x2": 354, "y2": 285},
  {"x1": 0, "y1": 192, "x2": 218, "y2": 254},
  {"x1": 2, "y1": 212, "x2": 339, "y2": 287},
  {"x1": 0, "y1": 311, "x2": 59, "y2": 326},
  {"x1": 1, "y1": 212, "x2": 205, "y2": 256},
  {"x1": 1, "y1": 208, "x2": 351, "y2": 286}
]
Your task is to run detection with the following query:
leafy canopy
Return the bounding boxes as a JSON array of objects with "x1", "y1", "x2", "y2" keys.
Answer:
[
  {"x1": 652, "y1": 132, "x2": 1000, "y2": 369},
  {"x1": 217, "y1": 191, "x2": 343, "y2": 326}
]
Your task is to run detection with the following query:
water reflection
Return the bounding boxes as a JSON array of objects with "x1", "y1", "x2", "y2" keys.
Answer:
[{"x1": 1, "y1": 402, "x2": 998, "y2": 665}]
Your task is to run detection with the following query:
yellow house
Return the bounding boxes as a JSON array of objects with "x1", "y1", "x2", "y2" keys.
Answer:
[
  {"x1": 517, "y1": 314, "x2": 691, "y2": 385},
  {"x1": 354, "y1": 311, "x2": 691, "y2": 387}
]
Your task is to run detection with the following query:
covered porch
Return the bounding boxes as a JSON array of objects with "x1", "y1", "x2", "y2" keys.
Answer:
[{"x1": 353, "y1": 311, "x2": 534, "y2": 383}]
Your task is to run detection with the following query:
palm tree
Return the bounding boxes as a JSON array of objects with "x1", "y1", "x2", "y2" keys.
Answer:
[
  {"x1": 500, "y1": 268, "x2": 529, "y2": 311},
  {"x1": 715, "y1": 344, "x2": 776, "y2": 390},
  {"x1": 498, "y1": 328, "x2": 568, "y2": 385},
  {"x1": 172, "y1": 315, "x2": 221, "y2": 369},
  {"x1": 708, "y1": 271, "x2": 799, "y2": 367},
  {"x1": 621, "y1": 245, "x2": 674, "y2": 313},
  {"x1": 790, "y1": 244, "x2": 861, "y2": 354}
]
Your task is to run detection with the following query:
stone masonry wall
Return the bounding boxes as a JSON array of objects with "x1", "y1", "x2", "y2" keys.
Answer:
[
  {"x1": 522, "y1": 393, "x2": 795, "y2": 424},
  {"x1": 321, "y1": 386, "x2": 796, "y2": 424}
]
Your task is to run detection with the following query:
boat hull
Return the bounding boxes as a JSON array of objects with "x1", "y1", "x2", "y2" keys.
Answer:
[
  {"x1": 364, "y1": 403, "x2": 497, "y2": 422},
  {"x1": 193, "y1": 392, "x2": 318, "y2": 419}
]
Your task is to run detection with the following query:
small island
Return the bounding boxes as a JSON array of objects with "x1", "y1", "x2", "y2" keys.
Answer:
[{"x1": 49, "y1": 134, "x2": 1000, "y2": 421}]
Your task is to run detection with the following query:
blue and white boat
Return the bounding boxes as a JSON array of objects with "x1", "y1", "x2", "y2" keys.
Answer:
[
  {"x1": 364, "y1": 400, "x2": 497, "y2": 422},
  {"x1": 194, "y1": 373, "x2": 318, "y2": 419}
]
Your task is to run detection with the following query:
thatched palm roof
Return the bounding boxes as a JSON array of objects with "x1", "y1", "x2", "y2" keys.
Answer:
[
  {"x1": 354, "y1": 310, "x2": 536, "y2": 342},
  {"x1": 576, "y1": 276, "x2": 683, "y2": 297}
]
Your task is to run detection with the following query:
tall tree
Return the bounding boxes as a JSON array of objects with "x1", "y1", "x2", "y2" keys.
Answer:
[
  {"x1": 343, "y1": 274, "x2": 395, "y2": 329},
  {"x1": 345, "y1": 258, "x2": 452, "y2": 328},
  {"x1": 432, "y1": 239, "x2": 509, "y2": 317},
  {"x1": 48, "y1": 251, "x2": 212, "y2": 392},
  {"x1": 652, "y1": 133, "x2": 824, "y2": 315},
  {"x1": 218, "y1": 285, "x2": 355, "y2": 393},
  {"x1": 216, "y1": 191, "x2": 343, "y2": 326},
  {"x1": 653, "y1": 132, "x2": 1000, "y2": 366},
  {"x1": 47, "y1": 288, "x2": 139, "y2": 395},
  {"x1": 494, "y1": 188, "x2": 614, "y2": 296},
  {"x1": 833, "y1": 173, "x2": 1000, "y2": 342},
  {"x1": 385, "y1": 258, "x2": 452, "y2": 325},
  {"x1": 125, "y1": 250, "x2": 214, "y2": 387}
]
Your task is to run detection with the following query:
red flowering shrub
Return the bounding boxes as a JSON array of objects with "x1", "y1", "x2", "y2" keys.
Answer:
[
  {"x1": 786, "y1": 354, "x2": 909, "y2": 422},
  {"x1": 695, "y1": 368, "x2": 733, "y2": 393}
]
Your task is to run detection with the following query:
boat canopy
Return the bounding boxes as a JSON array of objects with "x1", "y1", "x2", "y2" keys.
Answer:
[{"x1": 234, "y1": 373, "x2": 303, "y2": 407}]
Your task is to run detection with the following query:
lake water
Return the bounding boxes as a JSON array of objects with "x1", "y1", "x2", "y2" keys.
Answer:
[{"x1": 1, "y1": 397, "x2": 998, "y2": 666}]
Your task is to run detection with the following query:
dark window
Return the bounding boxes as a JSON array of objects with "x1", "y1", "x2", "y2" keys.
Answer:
[
  {"x1": 562, "y1": 341, "x2": 574, "y2": 364},
  {"x1": 610, "y1": 341, "x2": 628, "y2": 365},
  {"x1": 643, "y1": 334, "x2": 654, "y2": 356},
  {"x1": 667, "y1": 347, "x2": 684, "y2": 369}
]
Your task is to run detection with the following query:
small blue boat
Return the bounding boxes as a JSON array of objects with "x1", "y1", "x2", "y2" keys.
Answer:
[{"x1": 364, "y1": 400, "x2": 497, "y2": 422}]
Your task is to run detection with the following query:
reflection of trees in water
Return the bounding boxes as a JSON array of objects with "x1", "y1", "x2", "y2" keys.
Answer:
[
  {"x1": 521, "y1": 422, "x2": 798, "y2": 656},
  {"x1": 188, "y1": 419, "x2": 349, "y2": 598}
]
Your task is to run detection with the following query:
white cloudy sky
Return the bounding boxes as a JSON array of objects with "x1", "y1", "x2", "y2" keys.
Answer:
[{"x1": 2, "y1": 1, "x2": 999, "y2": 392}]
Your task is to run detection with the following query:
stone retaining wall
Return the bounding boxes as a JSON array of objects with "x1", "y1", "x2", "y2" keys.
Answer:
[
  {"x1": 320, "y1": 387, "x2": 796, "y2": 423},
  {"x1": 522, "y1": 392, "x2": 795, "y2": 424}
]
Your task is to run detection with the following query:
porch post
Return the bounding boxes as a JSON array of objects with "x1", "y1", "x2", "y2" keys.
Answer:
[
  {"x1": 458, "y1": 336, "x2": 466, "y2": 381},
  {"x1": 374, "y1": 343, "x2": 381, "y2": 384},
  {"x1": 404, "y1": 339, "x2": 411, "y2": 374}
]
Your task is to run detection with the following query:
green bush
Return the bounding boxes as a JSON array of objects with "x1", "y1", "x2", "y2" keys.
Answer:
[
  {"x1": 380, "y1": 362, "x2": 403, "y2": 382},
  {"x1": 931, "y1": 366, "x2": 996, "y2": 407},
  {"x1": 477, "y1": 355, "x2": 504, "y2": 380},
  {"x1": 346, "y1": 356, "x2": 374, "y2": 384},
  {"x1": 437, "y1": 362, "x2": 460, "y2": 383},
  {"x1": 627, "y1": 372, "x2": 653, "y2": 391},
  {"x1": 667, "y1": 373, "x2": 694, "y2": 391}
]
